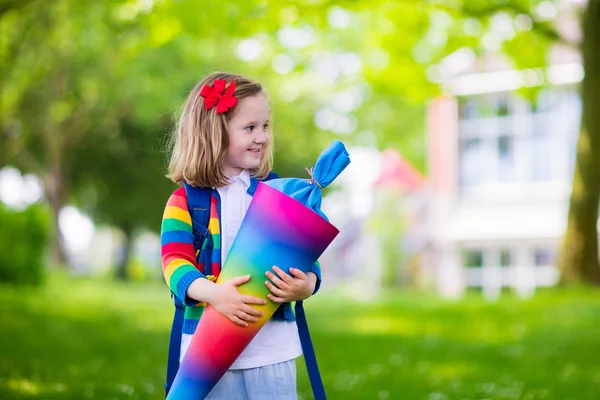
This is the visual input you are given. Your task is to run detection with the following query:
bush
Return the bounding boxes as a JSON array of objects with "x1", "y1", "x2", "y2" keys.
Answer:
[{"x1": 0, "y1": 202, "x2": 50, "y2": 285}]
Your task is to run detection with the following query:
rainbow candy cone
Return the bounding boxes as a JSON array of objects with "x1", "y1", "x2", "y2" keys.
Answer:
[{"x1": 167, "y1": 182, "x2": 339, "y2": 400}]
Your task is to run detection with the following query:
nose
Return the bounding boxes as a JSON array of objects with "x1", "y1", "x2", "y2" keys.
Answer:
[{"x1": 254, "y1": 128, "x2": 269, "y2": 145}]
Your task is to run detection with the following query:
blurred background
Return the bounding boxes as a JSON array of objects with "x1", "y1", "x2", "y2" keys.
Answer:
[{"x1": 1, "y1": 0, "x2": 599, "y2": 399}]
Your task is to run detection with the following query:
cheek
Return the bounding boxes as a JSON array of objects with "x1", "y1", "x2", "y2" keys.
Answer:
[{"x1": 227, "y1": 134, "x2": 251, "y2": 154}]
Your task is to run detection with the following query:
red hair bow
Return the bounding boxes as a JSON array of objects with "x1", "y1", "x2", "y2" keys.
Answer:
[{"x1": 200, "y1": 79, "x2": 238, "y2": 114}]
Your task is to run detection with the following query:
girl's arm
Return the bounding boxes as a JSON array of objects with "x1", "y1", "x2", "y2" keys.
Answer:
[
  {"x1": 308, "y1": 261, "x2": 322, "y2": 294},
  {"x1": 187, "y1": 274, "x2": 267, "y2": 327},
  {"x1": 161, "y1": 187, "x2": 207, "y2": 307}
]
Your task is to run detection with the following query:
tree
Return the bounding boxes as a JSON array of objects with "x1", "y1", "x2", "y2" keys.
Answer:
[
  {"x1": 559, "y1": 0, "x2": 600, "y2": 284},
  {"x1": 1, "y1": 1, "x2": 129, "y2": 265},
  {"x1": 71, "y1": 117, "x2": 176, "y2": 279}
]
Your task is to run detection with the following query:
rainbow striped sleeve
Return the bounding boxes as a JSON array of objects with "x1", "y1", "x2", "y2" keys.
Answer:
[{"x1": 161, "y1": 187, "x2": 205, "y2": 306}]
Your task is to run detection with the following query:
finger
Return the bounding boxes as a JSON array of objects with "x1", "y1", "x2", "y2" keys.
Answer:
[
  {"x1": 241, "y1": 304, "x2": 263, "y2": 317},
  {"x1": 265, "y1": 271, "x2": 289, "y2": 290},
  {"x1": 236, "y1": 311, "x2": 258, "y2": 323},
  {"x1": 242, "y1": 295, "x2": 267, "y2": 305},
  {"x1": 227, "y1": 275, "x2": 251, "y2": 287},
  {"x1": 265, "y1": 280, "x2": 287, "y2": 297},
  {"x1": 231, "y1": 315, "x2": 248, "y2": 327},
  {"x1": 289, "y1": 268, "x2": 307, "y2": 280},
  {"x1": 267, "y1": 293, "x2": 286, "y2": 303},
  {"x1": 272, "y1": 266, "x2": 295, "y2": 285}
]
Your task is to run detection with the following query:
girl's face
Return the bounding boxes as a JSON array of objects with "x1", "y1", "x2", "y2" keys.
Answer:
[{"x1": 223, "y1": 93, "x2": 270, "y2": 177}]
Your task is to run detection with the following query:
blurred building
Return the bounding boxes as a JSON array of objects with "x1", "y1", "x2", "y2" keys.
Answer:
[{"x1": 426, "y1": 49, "x2": 596, "y2": 298}]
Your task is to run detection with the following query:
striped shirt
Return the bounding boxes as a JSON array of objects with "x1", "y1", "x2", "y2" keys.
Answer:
[{"x1": 161, "y1": 186, "x2": 218, "y2": 332}]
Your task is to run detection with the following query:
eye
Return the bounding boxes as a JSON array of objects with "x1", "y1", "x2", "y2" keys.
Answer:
[
  {"x1": 262, "y1": 124, "x2": 269, "y2": 131},
  {"x1": 245, "y1": 125, "x2": 254, "y2": 132}
]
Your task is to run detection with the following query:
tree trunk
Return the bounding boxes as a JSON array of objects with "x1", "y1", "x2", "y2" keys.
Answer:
[
  {"x1": 115, "y1": 225, "x2": 134, "y2": 280},
  {"x1": 44, "y1": 164, "x2": 69, "y2": 268},
  {"x1": 559, "y1": 0, "x2": 600, "y2": 285}
]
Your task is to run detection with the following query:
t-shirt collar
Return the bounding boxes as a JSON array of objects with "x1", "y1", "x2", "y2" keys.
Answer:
[{"x1": 230, "y1": 169, "x2": 251, "y2": 188}]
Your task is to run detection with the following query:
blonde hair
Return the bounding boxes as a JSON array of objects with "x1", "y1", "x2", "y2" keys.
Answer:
[{"x1": 167, "y1": 72, "x2": 273, "y2": 188}]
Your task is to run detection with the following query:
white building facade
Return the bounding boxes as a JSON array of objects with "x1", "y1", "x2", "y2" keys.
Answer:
[{"x1": 427, "y1": 64, "x2": 594, "y2": 299}]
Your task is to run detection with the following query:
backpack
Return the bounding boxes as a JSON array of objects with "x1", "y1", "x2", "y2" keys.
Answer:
[{"x1": 164, "y1": 177, "x2": 326, "y2": 400}]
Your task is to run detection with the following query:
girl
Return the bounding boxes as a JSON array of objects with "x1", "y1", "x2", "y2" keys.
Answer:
[{"x1": 161, "y1": 72, "x2": 322, "y2": 399}]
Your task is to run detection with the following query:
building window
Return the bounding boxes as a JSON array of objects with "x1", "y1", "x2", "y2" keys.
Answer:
[
  {"x1": 499, "y1": 249, "x2": 512, "y2": 267},
  {"x1": 533, "y1": 247, "x2": 556, "y2": 267},
  {"x1": 460, "y1": 97, "x2": 499, "y2": 120},
  {"x1": 463, "y1": 249, "x2": 483, "y2": 268},
  {"x1": 532, "y1": 89, "x2": 556, "y2": 114},
  {"x1": 531, "y1": 115, "x2": 552, "y2": 181},
  {"x1": 459, "y1": 137, "x2": 483, "y2": 186},
  {"x1": 498, "y1": 135, "x2": 512, "y2": 157},
  {"x1": 461, "y1": 99, "x2": 480, "y2": 120},
  {"x1": 498, "y1": 135, "x2": 515, "y2": 181},
  {"x1": 459, "y1": 94, "x2": 517, "y2": 187},
  {"x1": 458, "y1": 89, "x2": 579, "y2": 188},
  {"x1": 496, "y1": 95, "x2": 510, "y2": 117}
]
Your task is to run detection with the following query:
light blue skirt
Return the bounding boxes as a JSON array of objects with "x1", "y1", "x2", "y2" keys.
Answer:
[{"x1": 205, "y1": 359, "x2": 298, "y2": 400}]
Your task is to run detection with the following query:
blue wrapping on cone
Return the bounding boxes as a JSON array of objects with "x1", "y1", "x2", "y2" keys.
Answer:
[{"x1": 264, "y1": 140, "x2": 350, "y2": 220}]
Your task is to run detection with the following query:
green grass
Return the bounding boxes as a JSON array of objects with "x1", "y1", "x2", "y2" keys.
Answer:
[{"x1": 1, "y1": 275, "x2": 600, "y2": 399}]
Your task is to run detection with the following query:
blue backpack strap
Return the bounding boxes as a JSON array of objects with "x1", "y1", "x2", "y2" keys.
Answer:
[
  {"x1": 164, "y1": 182, "x2": 212, "y2": 398},
  {"x1": 295, "y1": 300, "x2": 326, "y2": 400},
  {"x1": 265, "y1": 171, "x2": 278, "y2": 180},
  {"x1": 165, "y1": 294, "x2": 185, "y2": 397},
  {"x1": 248, "y1": 171, "x2": 279, "y2": 195},
  {"x1": 184, "y1": 182, "x2": 213, "y2": 255}
]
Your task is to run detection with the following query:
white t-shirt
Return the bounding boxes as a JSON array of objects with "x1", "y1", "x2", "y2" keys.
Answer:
[{"x1": 180, "y1": 169, "x2": 302, "y2": 368}]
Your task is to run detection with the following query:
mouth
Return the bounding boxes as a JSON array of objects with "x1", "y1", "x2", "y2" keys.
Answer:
[{"x1": 248, "y1": 148, "x2": 262, "y2": 155}]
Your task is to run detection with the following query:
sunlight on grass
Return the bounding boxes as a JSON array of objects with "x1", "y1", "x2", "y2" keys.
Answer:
[
  {"x1": 7, "y1": 379, "x2": 42, "y2": 396},
  {"x1": 313, "y1": 305, "x2": 534, "y2": 345},
  {"x1": 349, "y1": 315, "x2": 420, "y2": 335},
  {"x1": 2, "y1": 275, "x2": 600, "y2": 399},
  {"x1": 430, "y1": 362, "x2": 476, "y2": 380}
]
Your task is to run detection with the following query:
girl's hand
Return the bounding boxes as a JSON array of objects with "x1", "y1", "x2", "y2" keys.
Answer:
[
  {"x1": 210, "y1": 275, "x2": 267, "y2": 327},
  {"x1": 265, "y1": 266, "x2": 317, "y2": 303}
]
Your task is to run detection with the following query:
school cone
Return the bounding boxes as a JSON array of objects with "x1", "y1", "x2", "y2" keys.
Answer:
[{"x1": 166, "y1": 182, "x2": 339, "y2": 400}]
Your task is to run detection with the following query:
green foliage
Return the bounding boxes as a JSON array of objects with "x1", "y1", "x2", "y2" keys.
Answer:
[
  {"x1": 0, "y1": 203, "x2": 49, "y2": 285},
  {"x1": 0, "y1": 0, "x2": 571, "y2": 270},
  {"x1": 71, "y1": 119, "x2": 177, "y2": 233},
  {"x1": 1, "y1": 275, "x2": 600, "y2": 399}
]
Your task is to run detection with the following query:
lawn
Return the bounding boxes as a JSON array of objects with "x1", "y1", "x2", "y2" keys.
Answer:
[{"x1": 1, "y1": 275, "x2": 599, "y2": 399}]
